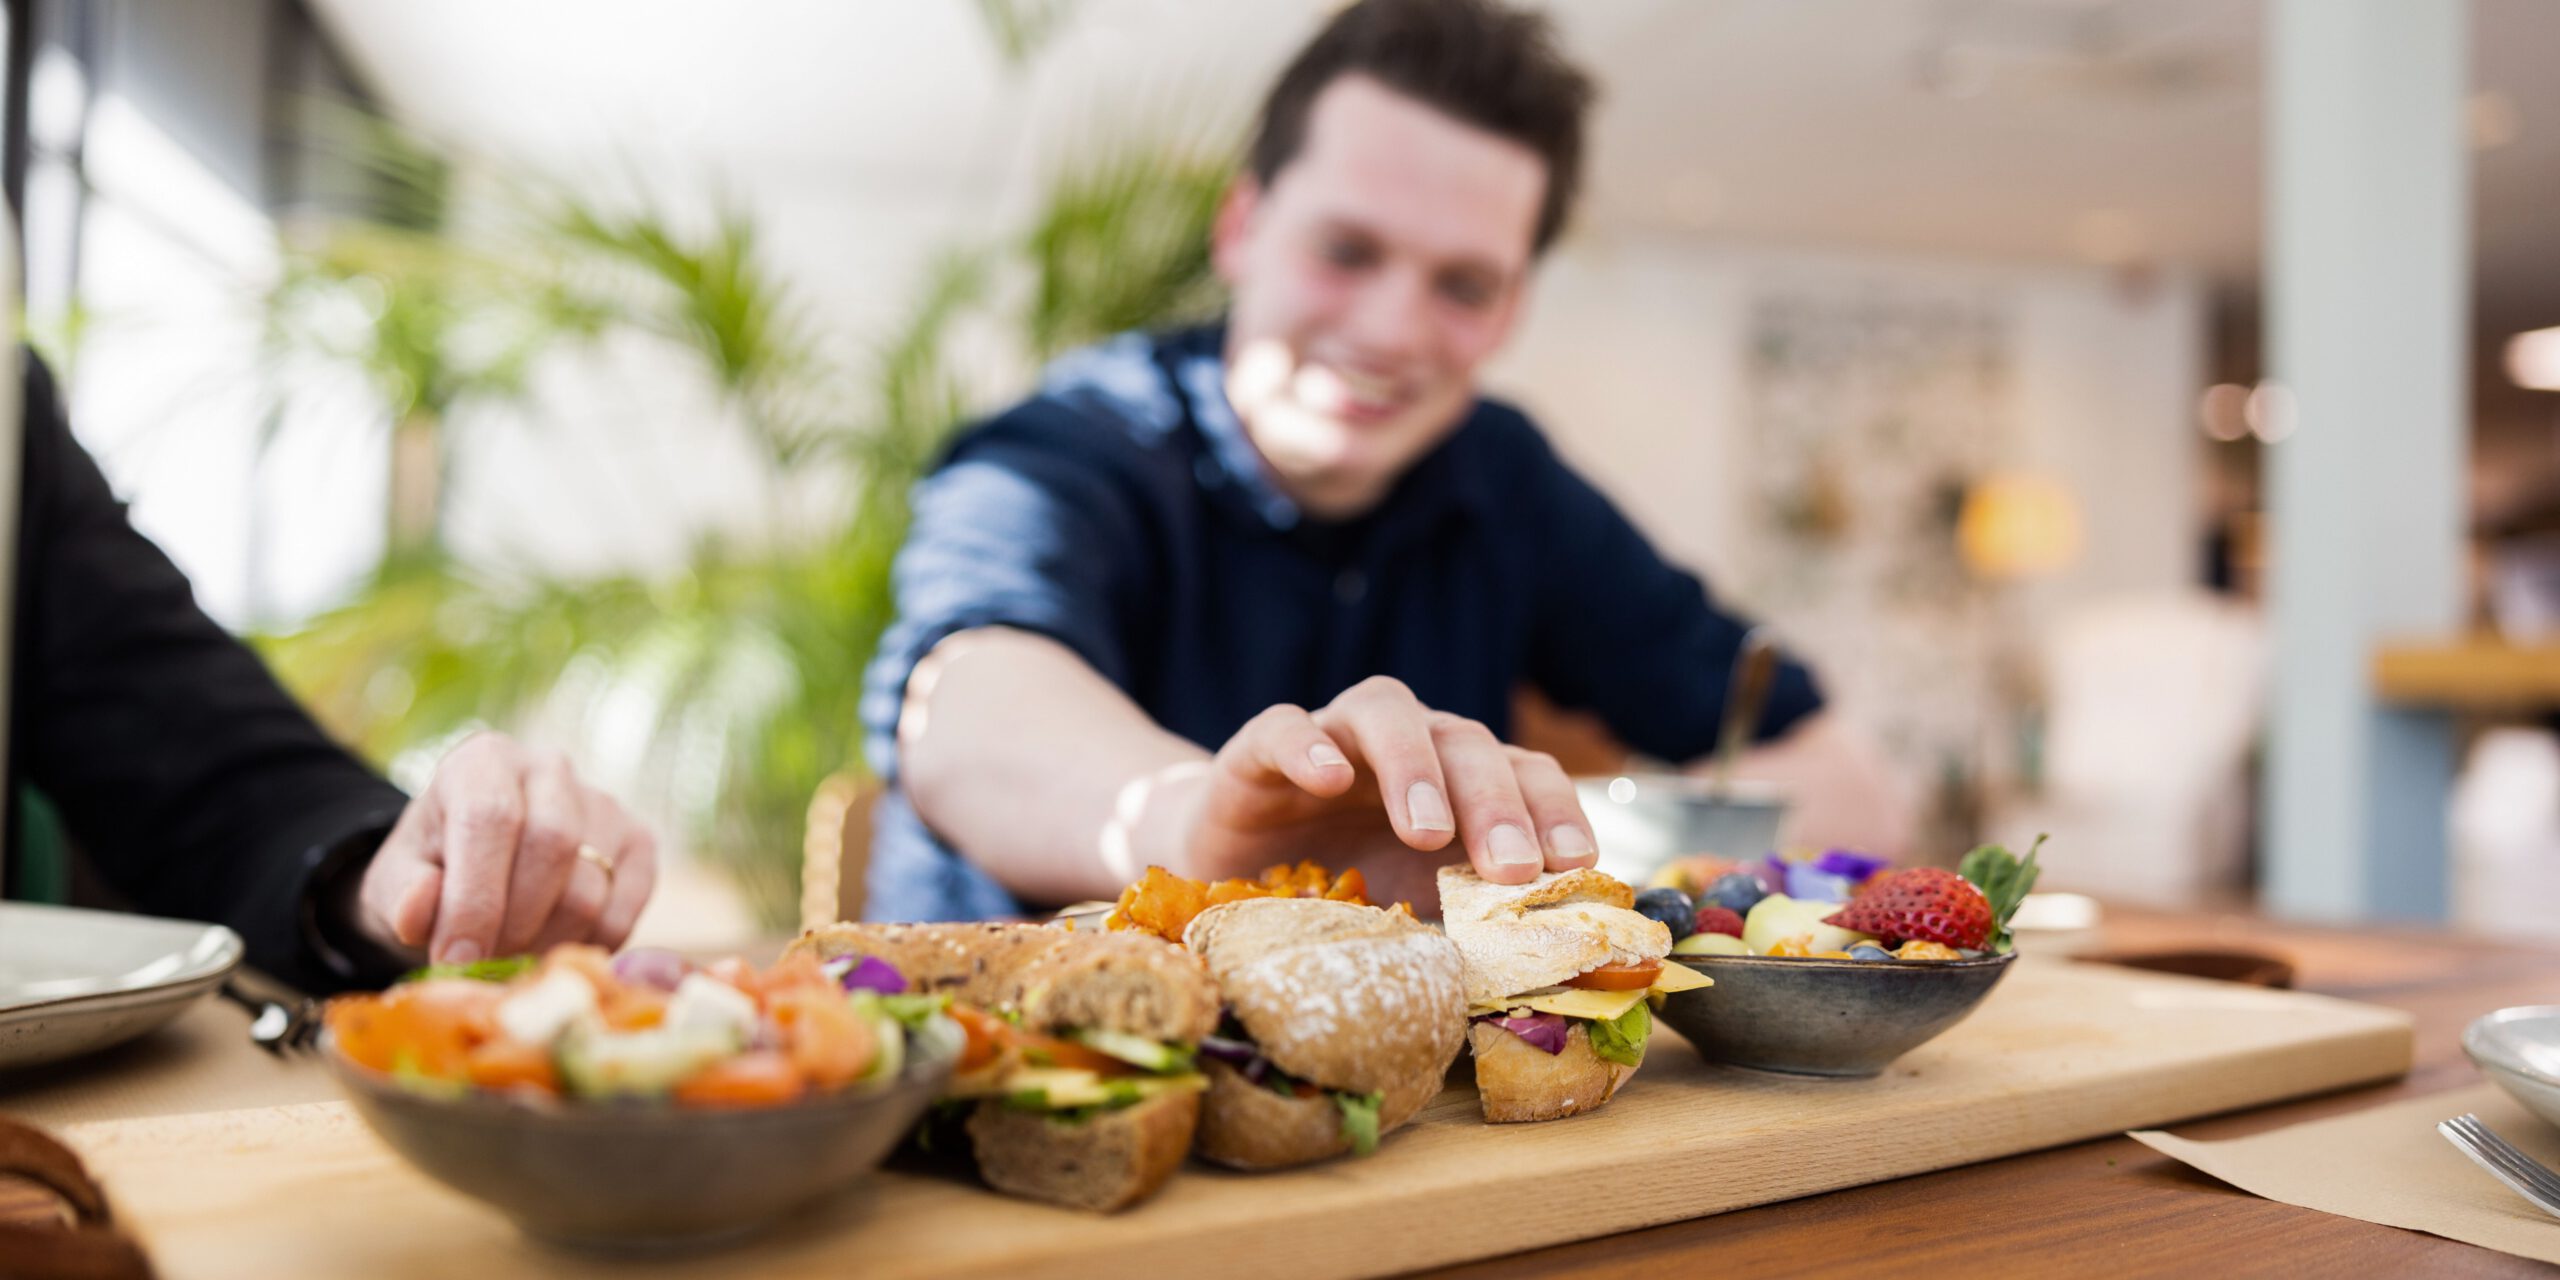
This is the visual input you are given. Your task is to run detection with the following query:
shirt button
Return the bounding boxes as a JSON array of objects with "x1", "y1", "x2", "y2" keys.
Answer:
[
  {"x1": 1335, "y1": 568, "x2": 1367, "y2": 605},
  {"x1": 1193, "y1": 455, "x2": 1222, "y2": 488}
]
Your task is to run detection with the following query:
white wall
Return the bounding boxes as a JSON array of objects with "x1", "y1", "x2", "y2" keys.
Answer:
[
  {"x1": 1494, "y1": 230, "x2": 2203, "y2": 621},
  {"x1": 1489, "y1": 229, "x2": 2206, "y2": 784}
]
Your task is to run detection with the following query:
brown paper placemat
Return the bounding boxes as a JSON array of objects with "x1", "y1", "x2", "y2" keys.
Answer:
[{"x1": 2134, "y1": 1083, "x2": 2560, "y2": 1265}]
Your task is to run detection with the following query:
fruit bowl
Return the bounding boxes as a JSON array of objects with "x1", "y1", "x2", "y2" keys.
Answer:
[
  {"x1": 1651, "y1": 950, "x2": 2017, "y2": 1078},
  {"x1": 323, "y1": 1029, "x2": 955, "y2": 1249}
]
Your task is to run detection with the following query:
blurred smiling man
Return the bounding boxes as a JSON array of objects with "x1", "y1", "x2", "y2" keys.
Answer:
[{"x1": 864, "y1": 0, "x2": 1906, "y2": 920}]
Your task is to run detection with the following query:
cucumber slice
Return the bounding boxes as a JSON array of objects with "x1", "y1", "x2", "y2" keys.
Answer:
[{"x1": 1068, "y1": 1027, "x2": 1194, "y2": 1073}]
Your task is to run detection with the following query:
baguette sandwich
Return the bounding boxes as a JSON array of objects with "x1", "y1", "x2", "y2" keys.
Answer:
[
  {"x1": 1437, "y1": 865, "x2": 1712, "y2": 1123},
  {"x1": 786, "y1": 921, "x2": 1218, "y2": 1211},
  {"x1": 1181, "y1": 897, "x2": 1466, "y2": 1168}
]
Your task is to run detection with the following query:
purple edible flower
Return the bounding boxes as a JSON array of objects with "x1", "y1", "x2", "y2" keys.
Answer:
[
  {"x1": 1782, "y1": 863, "x2": 1857, "y2": 903},
  {"x1": 1813, "y1": 849, "x2": 1891, "y2": 882}
]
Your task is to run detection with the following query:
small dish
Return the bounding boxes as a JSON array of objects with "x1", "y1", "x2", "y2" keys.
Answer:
[
  {"x1": 1651, "y1": 950, "x2": 2017, "y2": 1077},
  {"x1": 324, "y1": 1030, "x2": 956, "y2": 1249},
  {"x1": 0, "y1": 902, "x2": 242, "y2": 1071},
  {"x1": 2463, "y1": 1005, "x2": 2560, "y2": 1131}
]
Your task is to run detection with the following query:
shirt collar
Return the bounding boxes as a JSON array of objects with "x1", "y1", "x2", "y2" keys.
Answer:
[
  {"x1": 1151, "y1": 323, "x2": 1501, "y2": 538},
  {"x1": 1164, "y1": 329, "x2": 1304, "y2": 531}
]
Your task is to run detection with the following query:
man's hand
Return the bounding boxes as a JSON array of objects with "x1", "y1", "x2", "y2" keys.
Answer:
[
  {"x1": 1170, "y1": 676, "x2": 1598, "y2": 907},
  {"x1": 355, "y1": 732, "x2": 659, "y2": 965}
]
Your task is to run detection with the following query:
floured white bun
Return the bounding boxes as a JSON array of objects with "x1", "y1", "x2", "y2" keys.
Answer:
[
  {"x1": 1468, "y1": 1020, "x2": 1638, "y2": 1123},
  {"x1": 1183, "y1": 897, "x2": 1467, "y2": 1094},
  {"x1": 1436, "y1": 866, "x2": 1672, "y2": 1005}
]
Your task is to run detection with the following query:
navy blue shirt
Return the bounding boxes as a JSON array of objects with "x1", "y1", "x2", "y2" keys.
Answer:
[{"x1": 860, "y1": 326, "x2": 1822, "y2": 921}]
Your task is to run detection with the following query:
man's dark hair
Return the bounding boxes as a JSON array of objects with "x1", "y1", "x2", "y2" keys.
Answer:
[{"x1": 1246, "y1": 0, "x2": 1595, "y2": 255}]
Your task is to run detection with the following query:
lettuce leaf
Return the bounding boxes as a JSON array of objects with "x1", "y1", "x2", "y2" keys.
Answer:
[
  {"x1": 1334, "y1": 1089, "x2": 1385, "y2": 1156},
  {"x1": 1585, "y1": 1001, "x2": 1651, "y2": 1068}
]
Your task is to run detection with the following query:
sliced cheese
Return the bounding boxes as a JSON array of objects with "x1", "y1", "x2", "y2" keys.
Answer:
[
  {"x1": 1649, "y1": 959, "x2": 1714, "y2": 995},
  {"x1": 1466, "y1": 984, "x2": 1648, "y2": 1022}
]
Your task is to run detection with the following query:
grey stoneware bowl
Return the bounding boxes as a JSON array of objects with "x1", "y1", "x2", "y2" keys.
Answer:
[
  {"x1": 1653, "y1": 950, "x2": 2017, "y2": 1078},
  {"x1": 323, "y1": 1031, "x2": 956, "y2": 1250},
  {"x1": 2462, "y1": 1005, "x2": 2560, "y2": 1131}
]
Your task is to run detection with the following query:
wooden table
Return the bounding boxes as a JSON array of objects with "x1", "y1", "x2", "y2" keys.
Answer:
[{"x1": 4, "y1": 909, "x2": 2555, "y2": 1277}]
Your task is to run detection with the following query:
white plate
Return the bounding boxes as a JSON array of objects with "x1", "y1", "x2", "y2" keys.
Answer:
[
  {"x1": 2462, "y1": 1005, "x2": 2560, "y2": 1132},
  {"x1": 0, "y1": 901, "x2": 243, "y2": 1071}
]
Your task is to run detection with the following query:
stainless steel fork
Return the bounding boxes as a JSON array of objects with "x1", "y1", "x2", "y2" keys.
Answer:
[
  {"x1": 2439, "y1": 1112, "x2": 2560, "y2": 1220},
  {"x1": 216, "y1": 979, "x2": 323, "y2": 1056}
]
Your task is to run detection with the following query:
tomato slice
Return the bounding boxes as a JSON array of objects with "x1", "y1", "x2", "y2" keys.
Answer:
[
  {"x1": 948, "y1": 1005, "x2": 1008, "y2": 1073},
  {"x1": 1564, "y1": 960, "x2": 1662, "y2": 991}
]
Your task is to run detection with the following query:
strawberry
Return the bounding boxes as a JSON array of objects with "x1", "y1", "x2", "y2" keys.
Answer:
[
  {"x1": 1822, "y1": 867, "x2": 1992, "y2": 950},
  {"x1": 1692, "y1": 906, "x2": 1745, "y2": 938}
]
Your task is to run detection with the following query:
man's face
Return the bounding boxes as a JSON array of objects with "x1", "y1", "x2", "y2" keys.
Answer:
[{"x1": 1214, "y1": 75, "x2": 1546, "y2": 520}]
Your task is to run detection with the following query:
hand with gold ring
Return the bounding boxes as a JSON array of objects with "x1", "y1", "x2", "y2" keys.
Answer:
[{"x1": 352, "y1": 731, "x2": 660, "y2": 965}]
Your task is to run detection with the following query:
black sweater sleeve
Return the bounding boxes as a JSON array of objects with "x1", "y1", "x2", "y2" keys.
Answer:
[{"x1": 8, "y1": 350, "x2": 409, "y2": 991}]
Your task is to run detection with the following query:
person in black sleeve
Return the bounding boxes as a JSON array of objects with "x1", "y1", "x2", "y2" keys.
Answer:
[{"x1": 6, "y1": 352, "x2": 658, "y2": 992}]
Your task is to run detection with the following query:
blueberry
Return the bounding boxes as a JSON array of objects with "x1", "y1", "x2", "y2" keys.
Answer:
[
  {"x1": 1633, "y1": 887, "x2": 1696, "y2": 941},
  {"x1": 1700, "y1": 871, "x2": 1766, "y2": 916},
  {"x1": 1848, "y1": 944, "x2": 1895, "y2": 962}
]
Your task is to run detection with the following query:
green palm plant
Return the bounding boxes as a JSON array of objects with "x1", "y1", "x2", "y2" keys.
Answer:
[{"x1": 261, "y1": 128, "x2": 1234, "y2": 933}]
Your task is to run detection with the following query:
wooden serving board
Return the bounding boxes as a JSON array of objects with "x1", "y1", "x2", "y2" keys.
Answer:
[{"x1": 63, "y1": 958, "x2": 2412, "y2": 1280}]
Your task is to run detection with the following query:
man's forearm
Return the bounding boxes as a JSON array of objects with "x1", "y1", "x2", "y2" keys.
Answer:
[{"x1": 898, "y1": 628, "x2": 1209, "y2": 905}]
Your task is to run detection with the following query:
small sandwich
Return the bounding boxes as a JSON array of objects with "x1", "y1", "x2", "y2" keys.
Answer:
[
  {"x1": 786, "y1": 921, "x2": 1219, "y2": 1212},
  {"x1": 1181, "y1": 897, "x2": 1466, "y2": 1168},
  {"x1": 1438, "y1": 865, "x2": 1713, "y2": 1123}
]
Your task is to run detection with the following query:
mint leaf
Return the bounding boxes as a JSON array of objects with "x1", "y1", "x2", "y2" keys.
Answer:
[
  {"x1": 1959, "y1": 834, "x2": 2047, "y2": 952},
  {"x1": 1334, "y1": 1089, "x2": 1385, "y2": 1156},
  {"x1": 1585, "y1": 1001, "x2": 1651, "y2": 1068}
]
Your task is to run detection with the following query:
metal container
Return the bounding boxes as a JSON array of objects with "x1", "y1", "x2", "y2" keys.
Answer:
[{"x1": 1575, "y1": 772, "x2": 1789, "y2": 887}]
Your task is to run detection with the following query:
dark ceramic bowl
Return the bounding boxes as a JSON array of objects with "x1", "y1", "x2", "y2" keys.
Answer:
[
  {"x1": 1653, "y1": 950, "x2": 2017, "y2": 1077},
  {"x1": 323, "y1": 1031, "x2": 955, "y2": 1250}
]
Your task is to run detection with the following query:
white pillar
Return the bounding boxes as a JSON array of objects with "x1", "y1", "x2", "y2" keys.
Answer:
[{"x1": 2263, "y1": 0, "x2": 2470, "y2": 921}]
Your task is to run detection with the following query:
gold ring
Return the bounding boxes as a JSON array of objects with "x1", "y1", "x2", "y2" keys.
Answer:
[{"x1": 575, "y1": 843, "x2": 616, "y2": 884}]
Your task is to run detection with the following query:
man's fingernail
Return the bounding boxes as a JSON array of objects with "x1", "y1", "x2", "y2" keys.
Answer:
[
  {"x1": 1549, "y1": 825, "x2": 1596, "y2": 861},
  {"x1": 440, "y1": 939, "x2": 482, "y2": 965},
  {"x1": 1309, "y1": 742, "x2": 1350, "y2": 771},
  {"x1": 1406, "y1": 781, "x2": 1455, "y2": 832},
  {"x1": 1488, "y1": 824, "x2": 1541, "y2": 869}
]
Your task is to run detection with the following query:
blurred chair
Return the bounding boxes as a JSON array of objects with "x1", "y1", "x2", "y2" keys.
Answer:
[
  {"x1": 1993, "y1": 591, "x2": 2265, "y2": 906},
  {"x1": 799, "y1": 771, "x2": 882, "y2": 933}
]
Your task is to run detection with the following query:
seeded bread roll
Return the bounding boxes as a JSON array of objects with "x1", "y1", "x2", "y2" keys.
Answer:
[
  {"x1": 787, "y1": 921, "x2": 1218, "y2": 1211},
  {"x1": 788, "y1": 921, "x2": 1220, "y2": 1044},
  {"x1": 1467, "y1": 1020, "x2": 1638, "y2": 1123},
  {"x1": 1181, "y1": 898, "x2": 1467, "y2": 1168},
  {"x1": 963, "y1": 1090, "x2": 1199, "y2": 1212}
]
